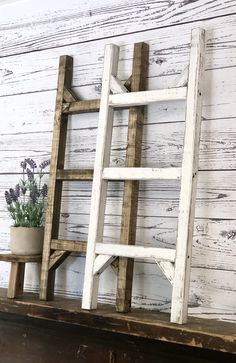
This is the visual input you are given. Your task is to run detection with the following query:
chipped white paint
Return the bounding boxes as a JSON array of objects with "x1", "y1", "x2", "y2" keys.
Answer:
[
  {"x1": 103, "y1": 167, "x2": 182, "y2": 180},
  {"x1": 109, "y1": 87, "x2": 187, "y2": 107},
  {"x1": 82, "y1": 44, "x2": 120, "y2": 310},
  {"x1": 171, "y1": 28, "x2": 206, "y2": 324},
  {"x1": 96, "y1": 243, "x2": 176, "y2": 261}
]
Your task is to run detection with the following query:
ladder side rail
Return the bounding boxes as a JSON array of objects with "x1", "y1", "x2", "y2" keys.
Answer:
[
  {"x1": 116, "y1": 42, "x2": 149, "y2": 312},
  {"x1": 40, "y1": 56, "x2": 73, "y2": 300},
  {"x1": 82, "y1": 44, "x2": 120, "y2": 310},
  {"x1": 171, "y1": 28, "x2": 206, "y2": 324}
]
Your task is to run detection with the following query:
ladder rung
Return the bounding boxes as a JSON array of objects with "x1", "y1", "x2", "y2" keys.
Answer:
[
  {"x1": 62, "y1": 99, "x2": 100, "y2": 114},
  {"x1": 62, "y1": 87, "x2": 186, "y2": 114},
  {"x1": 95, "y1": 243, "x2": 176, "y2": 262},
  {"x1": 109, "y1": 87, "x2": 187, "y2": 108},
  {"x1": 103, "y1": 167, "x2": 181, "y2": 180},
  {"x1": 56, "y1": 169, "x2": 93, "y2": 181},
  {"x1": 51, "y1": 239, "x2": 87, "y2": 252}
]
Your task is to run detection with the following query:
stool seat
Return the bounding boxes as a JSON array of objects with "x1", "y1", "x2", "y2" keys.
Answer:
[
  {"x1": 0, "y1": 253, "x2": 42, "y2": 299},
  {"x1": 0, "y1": 253, "x2": 41, "y2": 263}
]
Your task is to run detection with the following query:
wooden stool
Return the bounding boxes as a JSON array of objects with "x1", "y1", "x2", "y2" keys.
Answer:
[{"x1": 0, "y1": 254, "x2": 42, "y2": 298}]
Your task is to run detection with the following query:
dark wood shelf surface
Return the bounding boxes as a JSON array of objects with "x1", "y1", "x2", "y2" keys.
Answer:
[{"x1": 0, "y1": 288, "x2": 235, "y2": 354}]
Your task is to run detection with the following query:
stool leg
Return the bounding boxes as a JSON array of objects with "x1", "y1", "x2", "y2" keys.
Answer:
[{"x1": 7, "y1": 262, "x2": 25, "y2": 299}]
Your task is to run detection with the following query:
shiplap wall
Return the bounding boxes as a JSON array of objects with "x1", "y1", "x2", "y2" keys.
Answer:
[{"x1": 0, "y1": 0, "x2": 236, "y2": 322}]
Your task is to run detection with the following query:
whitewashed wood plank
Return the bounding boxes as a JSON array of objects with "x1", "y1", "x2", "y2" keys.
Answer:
[
  {"x1": 1, "y1": 58, "x2": 236, "y2": 130},
  {"x1": 1, "y1": 99, "x2": 236, "y2": 172},
  {"x1": 2, "y1": 171, "x2": 236, "y2": 220},
  {"x1": 0, "y1": 0, "x2": 235, "y2": 57},
  {"x1": 109, "y1": 88, "x2": 187, "y2": 107},
  {"x1": 82, "y1": 44, "x2": 120, "y2": 310},
  {"x1": 2, "y1": 14, "x2": 236, "y2": 98},
  {"x1": 96, "y1": 243, "x2": 175, "y2": 262},
  {"x1": 171, "y1": 28, "x2": 206, "y2": 324},
  {"x1": 103, "y1": 167, "x2": 181, "y2": 180},
  {"x1": 1, "y1": 208, "x2": 236, "y2": 272}
]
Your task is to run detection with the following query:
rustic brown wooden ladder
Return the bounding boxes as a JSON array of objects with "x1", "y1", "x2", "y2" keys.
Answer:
[
  {"x1": 40, "y1": 41, "x2": 149, "y2": 314},
  {"x1": 81, "y1": 28, "x2": 206, "y2": 324}
]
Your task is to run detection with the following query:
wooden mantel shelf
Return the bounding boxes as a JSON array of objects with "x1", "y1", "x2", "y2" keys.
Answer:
[{"x1": 0, "y1": 288, "x2": 235, "y2": 355}]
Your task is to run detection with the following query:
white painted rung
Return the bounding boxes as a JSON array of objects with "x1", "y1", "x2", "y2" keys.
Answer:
[
  {"x1": 103, "y1": 167, "x2": 182, "y2": 180},
  {"x1": 95, "y1": 243, "x2": 176, "y2": 262},
  {"x1": 109, "y1": 87, "x2": 187, "y2": 107}
]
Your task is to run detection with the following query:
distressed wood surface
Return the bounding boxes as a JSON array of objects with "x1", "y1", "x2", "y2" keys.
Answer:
[
  {"x1": 56, "y1": 169, "x2": 93, "y2": 181},
  {"x1": 0, "y1": 254, "x2": 41, "y2": 263},
  {"x1": 7, "y1": 262, "x2": 25, "y2": 299},
  {"x1": 1, "y1": 97, "x2": 236, "y2": 172},
  {"x1": 103, "y1": 167, "x2": 182, "y2": 180},
  {"x1": 171, "y1": 28, "x2": 205, "y2": 324},
  {"x1": 3, "y1": 313, "x2": 232, "y2": 363},
  {"x1": 40, "y1": 56, "x2": 73, "y2": 300},
  {"x1": 0, "y1": 289, "x2": 235, "y2": 355},
  {"x1": 2, "y1": 171, "x2": 236, "y2": 219},
  {"x1": 1, "y1": 0, "x2": 236, "y2": 57},
  {"x1": 109, "y1": 87, "x2": 187, "y2": 107},
  {"x1": 96, "y1": 243, "x2": 175, "y2": 261},
  {"x1": 1, "y1": 212, "x2": 236, "y2": 271},
  {"x1": 117, "y1": 42, "x2": 148, "y2": 312},
  {"x1": 2, "y1": 116, "x2": 236, "y2": 172},
  {"x1": 0, "y1": 0, "x2": 236, "y2": 321},
  {"x1": 82, "y1": 44, "x2": 120, "y2": 310},
  {"x1": 1, "y1": 16, "x2": 236, "y2": 97}
]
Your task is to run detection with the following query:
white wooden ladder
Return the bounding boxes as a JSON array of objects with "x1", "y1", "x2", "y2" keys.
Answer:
[{"x1": 82, "y1": 28, "x2": 206, "y2": 324}]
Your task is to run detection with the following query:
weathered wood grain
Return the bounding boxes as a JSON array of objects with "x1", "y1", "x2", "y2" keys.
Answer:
[
  {"x1": 1, "y1": 213, "x2": 236, "y2": 272},
  {"x1": 117, "y1": 42, "x2": 148, "y2": 312},
  {"x1": 56, "y1": 169, "x2": 93, "y2": 181},
  {"x1": 0, "y1": 290, "x2": 235, "y2": 356},
  {"x1": 1, "y1": 116, "x2": 236, "y2": 172},
  {"x1": 82, "y1": 44, "x2": 120, "y2": 310},
  {"x1": 1, "y1": 16, "x2": 236, "y2": 97},
  {"x1": 0, "y1": 0, "x2": 236, "y2": 56},
  {"x1": 51, "y1": 239, "x2": 87, "y2": 252},
  {"x1": 40, "y1": 56, "x2": 73, "y2": 300},
  {"x1": 7, "y1": 262, "x2": 25, "y2": 299},
  {"x1": 171, "y1": 28, "x2": 205, "y2": 324},
  {"x1": 1, "y1": 170, "x2": 236, "y2": 219},
  {"x1": 103, "y1": 167, "x2": 182, "y2": 180},
  {"x1": 0, "y1": 254, "x2": 41, "y2": 263},
  {"x1": 62, "y1": 99, "x2": 100, "y2": 114}
]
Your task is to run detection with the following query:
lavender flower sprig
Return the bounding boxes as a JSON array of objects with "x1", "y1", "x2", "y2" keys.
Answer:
[{"x1": 5, "y1": 158, "x2": 50, "y2": 228}]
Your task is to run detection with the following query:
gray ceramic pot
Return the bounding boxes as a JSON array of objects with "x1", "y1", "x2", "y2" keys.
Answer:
[{"x1": 10, "y1": 226, "x2": 44, "y2": 255}]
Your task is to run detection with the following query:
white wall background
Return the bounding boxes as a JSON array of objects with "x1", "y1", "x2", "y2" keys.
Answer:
[{"x1": 0, "y1": 0, "x2": 236, "y2": 322}]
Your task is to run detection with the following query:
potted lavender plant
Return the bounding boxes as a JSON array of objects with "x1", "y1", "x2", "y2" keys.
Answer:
[{"x1": 5, "y1": 158, "x2": 50, "y2": 255}]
